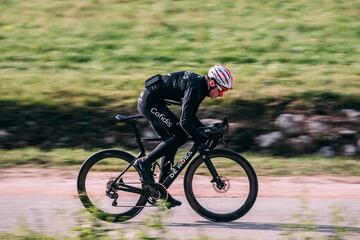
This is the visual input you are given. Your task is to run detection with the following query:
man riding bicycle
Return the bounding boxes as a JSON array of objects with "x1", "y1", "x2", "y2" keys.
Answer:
[{"x1": 135, "y1": 64, "x2": 234, "y2": 208}]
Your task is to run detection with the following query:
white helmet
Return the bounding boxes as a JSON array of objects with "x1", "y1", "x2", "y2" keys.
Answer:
[{"x1": 208, "y1": 64, "x2": 234, "y2": 89}]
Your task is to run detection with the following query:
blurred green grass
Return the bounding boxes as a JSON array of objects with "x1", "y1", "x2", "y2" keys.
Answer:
[
  {"x1": 0, "y1": 147, "x2": 359, "y2": 176},
  {"x1": 0, "y1": 0, "x2": 359, "y2": 107},
  {"x1": 0, "y1": 0, "x2": 359, "y2": 172}
]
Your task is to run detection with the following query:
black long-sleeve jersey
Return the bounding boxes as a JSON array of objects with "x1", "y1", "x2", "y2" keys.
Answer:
[{"x1": 147, "y1": 71, "x2": 209, "y2": 142}]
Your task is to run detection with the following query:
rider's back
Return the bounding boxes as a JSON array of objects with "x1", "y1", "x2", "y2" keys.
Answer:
[{"x1": 148, "y1": 71, "x2": 208, "y2": 105}]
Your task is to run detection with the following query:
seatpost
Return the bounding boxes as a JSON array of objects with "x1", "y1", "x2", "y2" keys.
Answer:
[{"x1": 128, "y1": 120, "x2": 146, "y2": 158}]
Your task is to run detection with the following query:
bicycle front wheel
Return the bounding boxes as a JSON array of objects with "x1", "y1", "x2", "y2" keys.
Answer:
[
  {"x1": 184, "y1": 149, "x2": 258, "y2": 222},
  {"x1": 77, "y1": 149, "x2": 148, "y2": 222}
]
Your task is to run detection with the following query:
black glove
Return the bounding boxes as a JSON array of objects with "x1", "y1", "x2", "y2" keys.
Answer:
[
  {"x1": 198, "y1": 125, "x2": 217, "y2": 136},
  {"x1": 200, "y1": 125, "x2": 223, "y2": 150},
  {"x1": 202, "y1": 126, "x2": 222, "y2": 140}
]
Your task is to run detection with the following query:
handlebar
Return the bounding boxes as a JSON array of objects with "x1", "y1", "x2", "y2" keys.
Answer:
[
  {"x1": 198, "y1": 117, "x2": 230, "y2": 153},
  {"x1": 199, "y1": 118, "x2": 229, "y2": 135}
]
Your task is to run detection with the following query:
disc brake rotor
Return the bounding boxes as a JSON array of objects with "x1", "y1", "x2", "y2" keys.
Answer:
[{"x1": 212, "y1": 176, "x2": 230, "y2": 193}]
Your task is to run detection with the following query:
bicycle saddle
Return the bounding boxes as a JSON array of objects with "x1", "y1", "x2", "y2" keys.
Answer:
[{"x1": 115, "y1": 114, "x2": 143, "y2": 122}]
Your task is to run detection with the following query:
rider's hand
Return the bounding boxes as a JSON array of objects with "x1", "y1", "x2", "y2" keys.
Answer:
[
  {"x1": 197, "y1": 124, "x2": 224, "y2": 154},
  {"x1": 210, "y1": 123, "x2": 223, "y2": 132},
  {"x1": 200, "y1": 125, "x2": 221, "y2": 138}
]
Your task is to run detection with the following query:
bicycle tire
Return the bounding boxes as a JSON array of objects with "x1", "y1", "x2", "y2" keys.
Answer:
[
  {"x1": 77, "y1": 149, "x2": 148, "y2": 222},
  {"x1": 184, "y1": 149, "x2": 258, "y2": 222}
]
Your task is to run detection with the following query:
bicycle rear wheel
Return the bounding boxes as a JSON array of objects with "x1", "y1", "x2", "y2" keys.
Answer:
[
  {"x1": 77, "y1": 150, "x2": 148, "y2": 222},
  {"x1": 184, "y1": 149, "x2": 258, "y2": 222}
]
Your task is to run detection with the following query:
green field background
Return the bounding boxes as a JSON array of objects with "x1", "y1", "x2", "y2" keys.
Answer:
[{"x1": 0, "y1": 0, "x2": 359, "y2": 173}]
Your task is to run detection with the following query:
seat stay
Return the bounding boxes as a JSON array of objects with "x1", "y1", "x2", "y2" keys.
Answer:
[{"x1": 107, "y1": 160, "x2": 137, "y2": 192}]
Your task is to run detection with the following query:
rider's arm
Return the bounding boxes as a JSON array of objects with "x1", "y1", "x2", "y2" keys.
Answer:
[
  {"x1": 191, "y1": 104, "x2": 205, "y2": 128},
  {"x1": 180, "y1": 82, "x2": 208, "y2": 143}
]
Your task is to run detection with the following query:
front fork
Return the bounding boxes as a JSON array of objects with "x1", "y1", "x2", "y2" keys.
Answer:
[{"x1": 201, "y1": 154, "x2": 226, "y2": 190}]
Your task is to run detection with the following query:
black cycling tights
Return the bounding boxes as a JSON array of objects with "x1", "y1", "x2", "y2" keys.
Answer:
[{"x1": 137, "y1": 88, "x2": 188, "y2": 183}]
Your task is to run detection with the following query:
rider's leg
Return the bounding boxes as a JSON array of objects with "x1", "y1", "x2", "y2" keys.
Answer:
[
  {"x1": 136, "y1": 89, "x2": 186, "y2": 208},
  {"x1": 137, "y1": 89, "x2": 188, "y2": 167},
  {"x1": 136, "y1": 89, "x2": 182, "y2": 184},
  {"x1": 158, "y1": 134, "x2": 188, "y2": 183},
  {"x1": 158, "y1": 150, "x2": 183, "y2": 209},
  {"x1": 152, "y1": 127, "x2": 187, "y2": 208},
  {"x1": 159, "y1": 157, "x2": 172, "y2": 183},
  {"x1": 137, "y1": 133, "x2": 187, "y2": 172}
]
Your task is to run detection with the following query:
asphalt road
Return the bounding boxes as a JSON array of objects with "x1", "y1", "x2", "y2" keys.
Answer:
[{"x1": 0, "y1": 168, "x2": 359, "y2": 239}]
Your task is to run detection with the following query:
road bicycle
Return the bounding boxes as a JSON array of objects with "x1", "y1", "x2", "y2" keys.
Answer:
[{"x1": 77, "y1": 114, "x2": 258, "y2": 222}]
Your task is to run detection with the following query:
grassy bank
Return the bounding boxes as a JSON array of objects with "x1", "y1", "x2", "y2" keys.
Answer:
[
  {"x1": 0, "y1": 147, "x2": 359, "y2": 176},
  {"x1": 0, "y1": 1, "x2": 359, "y2": 165},
  {"x1": 1, "y1": 0, "x2": 359, "y2": 106}
]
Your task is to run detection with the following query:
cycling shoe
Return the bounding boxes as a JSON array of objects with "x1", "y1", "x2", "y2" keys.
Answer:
[
  {"x1": 165, "y1": 194, "x2": 182, "y2": 209},
  {"x1": 133, "y1": 158, "x2": 155, "y2": 185}
]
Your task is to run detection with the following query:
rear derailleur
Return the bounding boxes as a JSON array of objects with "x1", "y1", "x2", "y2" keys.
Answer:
[{"x1": 106, "y1": 177, "x2": 120, "y2": 206}]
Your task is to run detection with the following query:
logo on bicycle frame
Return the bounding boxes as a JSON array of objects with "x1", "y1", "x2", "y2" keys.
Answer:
[
  {"x1": 150, "y1": 108, "x2": 172, "y2": 127},
  {"x1": 169, "y1": 151, "x2": 193, "y2": 178}
]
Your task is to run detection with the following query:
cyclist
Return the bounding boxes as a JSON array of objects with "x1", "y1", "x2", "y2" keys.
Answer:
[{"x1": 135, "y1": 64, "x2": 234, "y2": 208}]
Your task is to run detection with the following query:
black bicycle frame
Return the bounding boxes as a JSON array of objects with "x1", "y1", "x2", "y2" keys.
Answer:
[
  {"x1": 161, "y1": 144, "x2": 198, "y2": 188},
  {"x1": 112, "y1": 144, "x2": 198, "y2": 195},
  {"x1": 111, "y1": 117, "x2": 223, "y2": 195}
]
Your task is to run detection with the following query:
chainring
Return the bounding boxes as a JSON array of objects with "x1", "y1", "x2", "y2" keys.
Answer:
[{"x1": 146, "y1": 183, "x2": 168, "y2": 205}]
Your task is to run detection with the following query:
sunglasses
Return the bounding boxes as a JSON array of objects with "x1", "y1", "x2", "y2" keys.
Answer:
[{"x1": 216, "y1": 84, "x2": 228, "y2": 94}]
